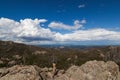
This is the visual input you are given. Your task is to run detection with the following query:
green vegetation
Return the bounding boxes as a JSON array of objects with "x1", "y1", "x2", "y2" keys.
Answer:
[{"x1": 0, "y1": 41, "x2": 120, "y2": 70}]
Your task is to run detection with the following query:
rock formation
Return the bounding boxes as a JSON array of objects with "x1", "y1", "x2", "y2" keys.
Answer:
[
  {"x1": 0, "y1": 60, "x2": 120, "y2": 80},
  {"x1": 54, "y1": 60, "x2": 120, "y2": 80},
  {"x1": 0, "y1": 65, "x2": 42, "y2": 80}
]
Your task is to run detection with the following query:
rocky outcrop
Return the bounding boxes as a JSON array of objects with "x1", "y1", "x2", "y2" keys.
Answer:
[
  {"x1": 0, "y1": 65, "x2": 42, "y2": 80},
  {"x1": 55, "y1": 60, "x2": 120, "y2": 80},
  {"x1": 0, "y1": 65, "x2": 61, "y2": 80},
  {"x1": 12, "y1": 55, "x2": 22, "y2": 60},
  {"x1": 32, "y1": 50, "x2": 47, "y2": 55},
  {"x1": 0, "y1": 61, "x2": 120, "y2": 80},
  {"x1": 0, "y1": 60, "x2": 3, "y2": 64}
]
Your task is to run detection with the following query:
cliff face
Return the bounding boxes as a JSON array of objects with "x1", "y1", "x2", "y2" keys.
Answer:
[{"x1": 0, "y1": 61, "x2": 119, "y2": 80}]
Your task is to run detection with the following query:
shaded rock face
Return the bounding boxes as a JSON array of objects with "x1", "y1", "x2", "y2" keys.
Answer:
[{"x1": 55, "y1": 60, "x2": 120, "y2": 80}]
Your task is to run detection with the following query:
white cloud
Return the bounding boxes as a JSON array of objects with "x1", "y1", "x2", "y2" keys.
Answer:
[
  {"x1": 38, "y1": 19, "x2": 47, "y2": 23},
  {"x1": 48, "y1": 19, "x2": 86, "y2": 30},
  {"x1": 54, "y1": 28, "x2": 120, "y2": 41},
  {"x1": 78, "y1": 4, "x2": 85, "y2": 8},
  {"x1": 0, "y1": 18, "x2": 54, "y2": 42},
  {"x1": 80, "y1": 19, "x2": 86, "y2": 24},
  {"x1": 0, "y1": 17, "x2": 120, "y2": 45}
]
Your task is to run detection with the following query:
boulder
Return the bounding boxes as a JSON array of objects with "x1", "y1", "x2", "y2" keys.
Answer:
[
  {"x1": 0, "y1": 60, "x2": 3, "y2": 64},
  {"x1": 13, "y1": 55, "x2": 22, "y2": 60},
  {"x1": 8, "y1": 60, "x2": 16, "y2": 66},
  {"x1": 55, "y1": 60, "x2": 120, "y2": 80},
  {"x1": 0, "y1": 65, "x2": 42, "y2": 80}
]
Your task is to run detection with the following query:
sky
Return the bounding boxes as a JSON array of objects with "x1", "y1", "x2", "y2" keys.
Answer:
[{"x1": 0, "y1": 0, "x2": 120, "y2": 45}]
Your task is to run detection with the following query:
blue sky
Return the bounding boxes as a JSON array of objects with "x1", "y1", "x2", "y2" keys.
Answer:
[{"x1": 0, "y1": 0, "x2": 120, "y2": 45}]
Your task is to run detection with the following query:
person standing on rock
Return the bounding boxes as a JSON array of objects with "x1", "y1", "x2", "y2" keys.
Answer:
[
  {"x1": 52, "y1": 61, "x2": 57, "y2": 78},
  {"x1": 52, "y1": 53, "x2": 57, "y2": 78}
]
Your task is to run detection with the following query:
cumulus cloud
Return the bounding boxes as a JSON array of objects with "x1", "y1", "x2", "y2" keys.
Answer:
[
  {"x1": 54, "y1": 28, "x2": 120, "y2": 41},
  {"x1": 48, "y1": 19, "x2": 86, "y2": 30},
  {"x1": 78, "y1": 4, "x2": 85, "y2": 8},
  {"x1": 0, "y1": 17, "x2": 54, "y2": 42},
  {"x1": 0, "y1": 17, "x2": 120, "y2": 45}
]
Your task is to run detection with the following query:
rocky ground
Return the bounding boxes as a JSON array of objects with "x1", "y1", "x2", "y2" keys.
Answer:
[{"x1": 0, "y1": 60, "x2": 120, "y2": 80}]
